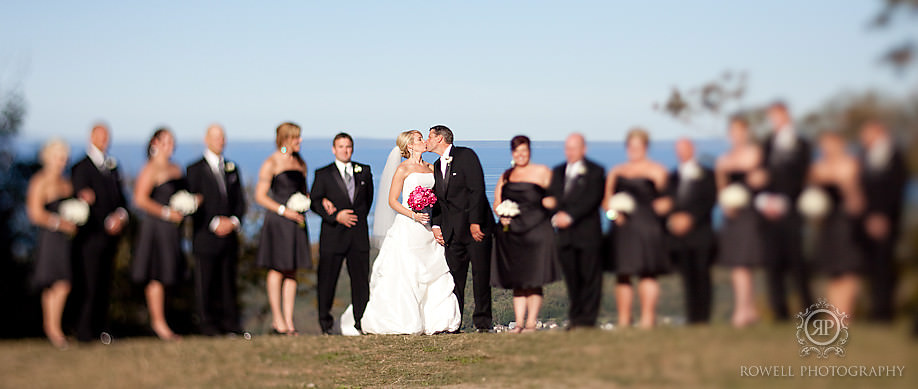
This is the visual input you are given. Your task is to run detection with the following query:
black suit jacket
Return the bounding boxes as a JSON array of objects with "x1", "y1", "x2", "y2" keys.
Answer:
[
  {"x1": 664, "y1": 166, "x2": 717, "y2": 251},
  {"x1": 310, "y1": 162, "x2": 373, "y2": 253},
  {"x1": 431, "y1": 146, "x2": 495, "y2": 244},
  {"x1": 548, "y1": 159, "x2": 604, "y2": 248},
  {"x1": 71, "y1": 156, "x2": 128, "y2": 234},
  {"x1": 186, "y1": 157, "x2": 247, "y2": 254},
  {"x1": 860, "y1": 148, "x2": 908, "y2": 241},
  {"x1": 761, "y1": 133, "x2": 811, "y2": 202}
]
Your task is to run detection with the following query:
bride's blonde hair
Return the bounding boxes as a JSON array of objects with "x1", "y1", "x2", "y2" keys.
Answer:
[{"x1": 396, "y1": 130, "x2": 422, "y2": 159}]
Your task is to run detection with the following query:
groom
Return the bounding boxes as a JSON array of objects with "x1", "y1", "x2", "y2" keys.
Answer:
[
  {"x1": 428, "y1": 125, "x2": 495, "y2": 332},
  {"x1": 310, "y1": 132, "x2": 373, "y2": 335}
]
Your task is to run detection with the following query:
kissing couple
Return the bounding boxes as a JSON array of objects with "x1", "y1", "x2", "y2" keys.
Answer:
[{"x1": 340, "y1": 125, "x2": 495, "y2": 335}]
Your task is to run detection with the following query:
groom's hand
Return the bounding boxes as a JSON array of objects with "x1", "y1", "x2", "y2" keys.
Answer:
[
  {"x1": 322, "y1": 198, "x2": 337, "y2": 215},
  {"x1": 470, "y1": 223, "x2": 485, "y2": 242},
  {"x1": 336, "y1": 209, "x2": 358, "y2": 227},
  {"x1": 432, "y1": 226, "x2": 445, "y2": 246}
]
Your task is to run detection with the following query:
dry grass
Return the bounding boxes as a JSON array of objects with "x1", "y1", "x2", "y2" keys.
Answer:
[{"x1": 1, "y1": 322, "x2": 915, "y2": 388}]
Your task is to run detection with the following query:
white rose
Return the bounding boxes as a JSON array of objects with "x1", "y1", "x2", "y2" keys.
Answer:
[
  {"x1": 607, "y1": 192, "x2": 636, "y2": 214},
  {"x1": 168, "y1": 190, "x2": 199, "y2": 216},
  {"x1": 719, "y1": 184, "x2": 750, "y2": 210},
  {"x1": 353, "y1": 164, "x2": 362, "y2": 173},
  {"x1": 225, "y1": 161, "x2": 235, "y2": 173},
  {"x1": 798, "y1": 186, "x2": 831, "y2": 219},
  {"x1": 59, "y1": 198, "x2": 90, "y2": 226},
  {"x1": 286, "y1": 192, "x2": 311, "y2": 213},
  {"x1": 495, "y1": 200, "x2": 521, "y2": 217}
]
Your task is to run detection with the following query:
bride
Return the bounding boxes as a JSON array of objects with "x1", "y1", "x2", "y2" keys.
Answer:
[{"x1": 340, "y1": 130, "x2": 461, "y2": 335}]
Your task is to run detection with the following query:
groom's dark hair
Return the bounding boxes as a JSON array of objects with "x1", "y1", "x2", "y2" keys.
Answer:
[
  {"x1": 429, "y1": 125, "x2": 453, "y2": 145},
  {"x1": 333, "y1": 132, "x2": 353, "y2": 146}
]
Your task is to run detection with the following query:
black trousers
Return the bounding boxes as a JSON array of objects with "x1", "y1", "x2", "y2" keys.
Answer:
[
  {"x1": 72, "y1": 232, "x2": 118, "y2": 342},
  {"x1": 559, "y1": 244, "x2": 602, "y2": 327},
  {"x1": 445, "y1": 235, "x2": 493, "y2": 330},
  {"x1": 762, "y1": 214, "x2": 813, "y2": 320},
  {"x1": 317, "y1": 247, "x2": 370, "y2": 333},
  {"x1": 670, "y1": 246, "x2": 713, "y2": 324},
  {"x1": 193, "y1": 241, "x2": 241, "y2": 334},
  {"x1": 865, "y1": 238, "x2": 897, "y2": 321}
]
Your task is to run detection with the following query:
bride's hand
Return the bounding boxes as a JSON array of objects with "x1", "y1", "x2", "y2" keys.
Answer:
[
  {"x1": 283, "y1": 208, "x2": 305, "y2": 224},
  {"x1": 412, "y1": 212, "x2": 429, "y2": 224}
]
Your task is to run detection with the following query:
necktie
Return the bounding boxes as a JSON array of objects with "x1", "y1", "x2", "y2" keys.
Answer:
[
  {"x1": 345, "y1": 165, "x2": 355, "y2": 201},
  {"x1": 564, "y1": 165, "x2": 576, "y2": 195},
  {"x1": 214, "y1": 159, "x2": 227, "y2": 198}
]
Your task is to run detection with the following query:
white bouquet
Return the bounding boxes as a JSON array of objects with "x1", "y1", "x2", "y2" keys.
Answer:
[
  {"x1": 168, "y1": 190, "x2": 199, "y2": 216},
  {"x1": 718, "y1": 183, "x2": 750, "y2": 210},
  {"x1": 605, "y1": 192, "x2": 636, "y2": 221},
  {"x1": 495, "y1": 199, "x2": 521, "y2": 218},
  {"x1": 59, "y1": 198, "x2": 90, "y2": 226},
  {"x1": 495, "y1": 200, "x2": 521, "y2": 232},
  {"x1": 798, "y1": 186, "x2": 831, "y2": 219},
  {"x1": 285, "y1": 192, "x2": 311, "y2": 213}
]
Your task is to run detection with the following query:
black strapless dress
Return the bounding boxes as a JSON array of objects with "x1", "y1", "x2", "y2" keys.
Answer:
[
  {"x1": 491, "y1": 182, "x2": 561, "y2": 289},
  {"x1": 605, "y1": 177, "x2": 670, "y2": 277},
  {"x1": 716, "y1": 171, "x2": 765, "y2": 267},
  {"x1": 256, "y1": 170, "x2": 313, "y2": 271},
  {"x1": 32, "y1": 198, "x2": 73, "y2": 290},
  {"x1": 815, "y1": 184, "x2": 864, "y2": 276},
  {"x1": 132, "y1": 178, "x2": 187, "y2": 286}
]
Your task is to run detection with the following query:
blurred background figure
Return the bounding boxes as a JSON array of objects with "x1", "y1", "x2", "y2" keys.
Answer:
[
  {"x1": 492, "y1": 135, "x2": 560, "y2": 333},
  {"x1": 187, "y1": 124, "x2": 247, "y2": 336},
  {"x1": 70, "y1": 123, "x2": 129, "y2": 343},
  {"x1": 715, "y1": 117, "x2": 765, "y2": 327},
  {"x1": 27, "y1": 139, "x2": 77, "y2": 348},
  {"x1": 603, "y1": 129, "x2": 670, "y2": 328},
  {"x1": 549, "y1": 133, "x2": 605, "y2": 330},
  {"x1": 664, "y1": 138, "x2": 716, "y2": 324},
  {"x1": 131, "y1": 128, "x2": 188, "y2": 341},
  {"x1": 758, "y1": 102, "x2": 813, "y2": 320},
  {"x1": 254, "y1": 122, "x2": 312, "y2": 336},
  {"x1": 858, "y1": 120, "x2": 908, "y2": 322},
  {"x1": 805, "y1": 131, "x2": 865, "y2": 317}
]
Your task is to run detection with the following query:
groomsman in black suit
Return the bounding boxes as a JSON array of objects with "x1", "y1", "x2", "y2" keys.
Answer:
[
  {"x1": 428, "y1": 125, "x2": 495, "y2": 332},
  {"x1": 187, "y1": 124, "x2": 247, "y2": 335},
  {"x1": 71, "y1": 123, "x2": 129, "y2": 342},
  {"x1": 310, "y1": 133, "x2": 373, "y2": 335},
  {"x1": 549, "y1": 133, "x2": 605, "y2": 329},
  {"x1": 858, "y1": 120, "x2": 907, "y2": 322},
  {"x1": 663, "y1": 138, "x2": 716, "y2": 324},
  {"x1": 757, "y1": 101, "x2": 813, "y2": 320}
]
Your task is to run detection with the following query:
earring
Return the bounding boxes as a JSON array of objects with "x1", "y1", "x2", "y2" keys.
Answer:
[
  {"x1": 510, "y1": 159, "x2": 515, "y2": 167},
  {"x1": 150, "y1": 147, "x2": 158, "y2": 157},
  {"x1": 280, "y1": 146, "x2": 287, "y2": 154}
]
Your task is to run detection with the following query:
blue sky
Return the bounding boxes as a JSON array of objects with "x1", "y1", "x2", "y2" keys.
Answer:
[{"x1": 1, "y1": 0, "x2": 915, "y2": 143}]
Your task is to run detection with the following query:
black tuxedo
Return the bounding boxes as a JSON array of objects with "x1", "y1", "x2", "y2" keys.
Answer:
[
  {"x1": 664, "y1": 165, "x2": 716, "y2": 323},
  {"x1": 548, "y1": 159, "x2": 604, "y2": 327},
  {"x1": 70, "y1": 155, "x2": 128, "y2": 342},
  {"x1": 859, "y1": 147, "x2": 907, "y2": 321},
  {"x1": 187, "y1": 156, "x2": 247, "y2": 334},
  {"x1": 310, "y1": 161, "x2": 372, "y2": 333},
  {"x1": 760, "y1": 133, "x2": 813, "y2": 319},
  {"x1": 432, "y1": 145, "x2": 495, "y2": 330}
]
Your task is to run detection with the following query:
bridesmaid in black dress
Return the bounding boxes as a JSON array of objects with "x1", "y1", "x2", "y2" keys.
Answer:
[
  {"x1": 807, "y1": 131, "x2": 865, "y2": 316},
  {"x1": 603, "y1": 128, "x2": 670, "y2": 328},
  {"x1": 27, "y1": 139, "x2": 79, "y2": 348},
  {"x1": 492, "y1": 136, "x2": 560, "y2": 333},
  {"x1": 255, "y1": 122, "x2": 312, "y2": 335},
  {"x1": 715, "y1": 117, "x2": 766, "y2": 328},
  {"x1": 132, "y1": 128, "x2": 194, "y2": 341}
]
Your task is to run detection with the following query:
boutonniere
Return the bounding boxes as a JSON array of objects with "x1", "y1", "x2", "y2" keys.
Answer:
[
  {"x1": 103, "y1": 157, "x2": 118, "y2": 170},
  {"x1": 576, "y1": 165, "x2": 587, "y2": 176},
  {"x1": 353, "y1": 164, "x2": 362, "y2": 173},
  {"x1": 442, "y1": 156, "x2": 453, "y2": 165},
  {"x1": 224, "y1": 161, "x2": 236, "y2": 173}
]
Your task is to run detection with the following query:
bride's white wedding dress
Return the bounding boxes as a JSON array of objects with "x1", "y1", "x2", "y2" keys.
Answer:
[{"x1": 340, "y1": 172, "x2": 461, "y2": 335}]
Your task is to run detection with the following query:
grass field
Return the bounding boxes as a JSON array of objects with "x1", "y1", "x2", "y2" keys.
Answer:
[{"x1": 1, "y1": 322, "x2": 915, "y2": 388}]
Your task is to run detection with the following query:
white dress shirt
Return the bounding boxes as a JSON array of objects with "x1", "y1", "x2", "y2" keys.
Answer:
[{"x1": 439, "y1": 144, "x2": 453, "y2": 178}]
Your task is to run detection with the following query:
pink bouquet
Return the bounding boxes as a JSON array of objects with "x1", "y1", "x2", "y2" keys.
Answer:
[{"x1": 407, "y1": 186, "x2": 437, "y2": 211}]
